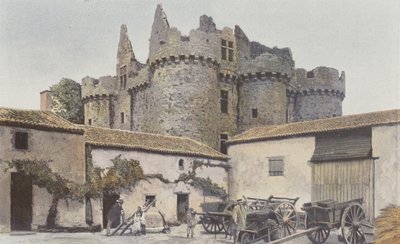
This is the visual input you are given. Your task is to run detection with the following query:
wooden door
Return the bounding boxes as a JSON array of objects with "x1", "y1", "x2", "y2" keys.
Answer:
[
  {"x1": 102, "y1": 192, "x2": 120, "y2": 228},
  {"x1": 11, "y1": 172, "x2": 32, "y2": 231},
  {"x1": 177, "y1": 194, "x2": 189, "y2": 223},
  {"x1": 311, "y1": 159, "x2": 374, "y2": 221}
]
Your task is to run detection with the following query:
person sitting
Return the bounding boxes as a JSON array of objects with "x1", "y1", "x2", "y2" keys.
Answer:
[{"x1": 106, "y1": 199, "x2": 125, "y2": 236}]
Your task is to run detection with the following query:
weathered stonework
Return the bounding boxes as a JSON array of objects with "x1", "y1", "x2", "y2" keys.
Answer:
[{"x1": 81, "y1": 4, "x2": 346, "y2": 150}]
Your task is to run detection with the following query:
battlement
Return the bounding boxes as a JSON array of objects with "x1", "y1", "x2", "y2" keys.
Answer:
[
  {"x1": 293, "y1": 67, "x2": 345, "y2": 95},
  {"x1": 240, "y1": 51, "x2": 294, "y2": 76},
  {"x1": 81, "y1": 76, "x2": 117, "y2": 100},
  {"x1": 149, "y1": 54, "x2": 219, "y2": 70}
]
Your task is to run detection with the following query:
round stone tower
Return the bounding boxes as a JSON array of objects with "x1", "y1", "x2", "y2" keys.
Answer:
[
  {"x1": 81, "y1": 76, "x2": 117, "y2": 128},
  {"x1": 289, "y1": 67, "x2": 345, "y2": 122},
  {"x1": 144, "y1": 4, "x2": 225, "y2": 149},
  {"x1": 237, "y1": 48, "x2": 294, "y2": 132}
]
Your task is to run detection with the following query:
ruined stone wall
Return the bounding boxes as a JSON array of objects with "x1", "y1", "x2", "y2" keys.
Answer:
[{"x1": 290, "y1": 67, "x2": 345, "y2": 122}]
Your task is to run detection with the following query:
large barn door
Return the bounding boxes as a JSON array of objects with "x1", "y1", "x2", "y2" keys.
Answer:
[{"x1": 311, "y1": 159, "x2": 374, "y2": 222}]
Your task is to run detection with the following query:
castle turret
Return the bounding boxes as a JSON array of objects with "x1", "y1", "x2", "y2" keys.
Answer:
[
  {"x1": 114, "y1": 24, "x2": 144, "y2": 130},
  {"x1": 288, "y1": 67, "x2": 345, "y2": 122},
  {"x1": 237, "y1": 41, "x2": 294, "y2": 132},
  {"x1": 81, "y1": 76, "x2": 117, "y2": 127}
]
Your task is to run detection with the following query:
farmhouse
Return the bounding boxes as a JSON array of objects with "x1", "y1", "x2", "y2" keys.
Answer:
[
  {"x1": 0, "y1": 107, "x2": 230, "y2": 232},
  {"x1": 0, "y1": 108, "x2": 86, "y2": 232},
  {"x1": 227, "y1": 109, "x2": 400, "y2": 221},
  {"x1": 83, "y1": 126, "x2": 230, "y2": 226}
]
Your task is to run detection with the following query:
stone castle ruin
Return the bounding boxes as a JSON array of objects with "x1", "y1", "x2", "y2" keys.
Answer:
[{"x1": 82, "y1": 4, "x2": 345, "y2": 151}]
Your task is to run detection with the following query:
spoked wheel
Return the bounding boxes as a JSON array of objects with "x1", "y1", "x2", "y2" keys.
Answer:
[
  {"x1": 341, "y1": 203, "x2": 368, "y2": 244},
  {"x1": 240, "y1": 232, "x2": 255, "y2": 244},
  {"x1": 223, "y1": 202, "x2": 236, "y2": 235},
  {"x1": 201, "y1": 215, "x2": 224, "y2": 234},
  {"x1": 274, "y1": 202, "x2": 299, "y2": 237},
  {"x1": 305, "y1": 214, "x2": 330, "y2": 244}
]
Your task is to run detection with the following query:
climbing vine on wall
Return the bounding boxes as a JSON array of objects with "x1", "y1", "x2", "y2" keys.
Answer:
[{"x1": 145, "y1": 159, "x2": 228, "y2": 199}]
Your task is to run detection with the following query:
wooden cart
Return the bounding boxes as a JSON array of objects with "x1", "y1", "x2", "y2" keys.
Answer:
[
  {"x1": 197, "y1": 195, "x2": 299, "y2": 237},
  {"x1": 238, "y1": 196, "x2": 300, "y2": 243},
  {"x1": 240, "y1": 198, "x2": 374, "y2": 244},
  {"x1": 302, "y1": 198, "x2": 373, "y2": 244},
  {"x1": 197, "y1": 200, "x2": 235, "y2": 234}
]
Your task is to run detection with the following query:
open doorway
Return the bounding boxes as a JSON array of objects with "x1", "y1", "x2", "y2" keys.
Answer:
[
  {"x1": 177, "y1": 194, "x2": 189, "y2": 223},
  {"x1": 11, "y1": 172, "x2": 32, "y2": 231},
  {"x1": 102, "y1": 192, "x2": 120, "y2": 228}
]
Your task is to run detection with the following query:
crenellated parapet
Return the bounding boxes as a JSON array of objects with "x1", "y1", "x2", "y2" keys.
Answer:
[
  {"x1": 240, "y1": 51, "x2": 294, "y2": 76},
  {"x1": 240, "y1": 71, "x2": 290, "y2": 84},
  {"x1": 149, "y1": 55, "x2": 219, "y2": 70},
  {"x1": 81, "y1": 76, "x2": 117, "y2": 101},
  {"x1": 219, "y1": 73, "x2": 238, "y2": 84},
  {"x1": 291, "y1": 67, "x2": 345, "y2": 99}
]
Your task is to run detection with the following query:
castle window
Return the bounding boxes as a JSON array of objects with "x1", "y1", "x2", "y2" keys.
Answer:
[
  {"x1": 121, "y1": 112, "x2": 125, "y2": 124},
  {"x1": 88, "y1": 119, "x2": 92, "y2": 125},
  {"x1": 145, "y1": 195, "x2": 156, "y2": 207},
  {"x1": 221, "y1": 39, "x2": 234, "y2": 62},
  {"x1": 178, "y1": 159, "x2": 184, "y2": 170},
  {"x1": 220, "y1": 134, "x2": 228, "y2": 154},
  {"x1": 252, "y1": 108, "x2": 258, "y2": 118},
  {"x1": 220, "y1": 90, "x2": 228, "y2": 114},
  {"x1": 307, "y1": 71, "x2": 314, "y2": 78},
  {"x1": 268, "y1": 157, "x2": 284, "y2": 176},
  {"x1": 15, "y1": 131, "x2": 28, "y2": 150}
]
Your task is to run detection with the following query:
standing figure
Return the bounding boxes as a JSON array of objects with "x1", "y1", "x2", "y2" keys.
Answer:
[
  {"x1": 232, "y1": 199, "x2": 247, "y2": 244},
  {"x1": 134, "y1": 206, "x2": 146, "y2": 235},
  {"x1": 106, "y1": 199, "x2": 125, "y2": 236},
  {"x1": 186, "y1": 208, "x2": 197, "y2": 238}
]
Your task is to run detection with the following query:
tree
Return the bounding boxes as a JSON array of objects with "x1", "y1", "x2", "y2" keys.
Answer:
[{"x1": 50, "y1": 78, "x2": 84, "y2": 124}]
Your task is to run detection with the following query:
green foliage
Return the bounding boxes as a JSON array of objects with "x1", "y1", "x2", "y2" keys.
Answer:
[
  {"x1": 5, "y1": 159, "x2": 86, "y2": 201},
  {"x1": 145, "y1": 160, "x2": 228, "y2": 199},
  {"x1": 50, "y1": 78, "x2": 84, "y2": 124}
]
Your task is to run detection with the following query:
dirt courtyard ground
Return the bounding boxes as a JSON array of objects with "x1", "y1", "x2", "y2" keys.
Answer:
[{"x1": 0, "y1": 225, "x2": 341, "y2": 244}]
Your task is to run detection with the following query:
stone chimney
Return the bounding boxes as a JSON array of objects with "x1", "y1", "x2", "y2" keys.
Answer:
[{"x1": 40, "y1": 90, "x2": 52, "y2": 111}]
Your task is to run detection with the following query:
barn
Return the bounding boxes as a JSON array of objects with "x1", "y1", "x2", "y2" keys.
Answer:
[{"x1": 227, "y1": 109, "x2": 400, "y2": 220}]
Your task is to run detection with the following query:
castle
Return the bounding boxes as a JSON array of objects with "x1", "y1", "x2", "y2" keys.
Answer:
[{"x1": 81, "y1": 4, "x2": 346, "y2": 151}]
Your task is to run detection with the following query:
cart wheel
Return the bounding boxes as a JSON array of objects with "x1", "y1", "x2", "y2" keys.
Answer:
[
  {"x1": 223, "y1": 203, "x2": 236, "y2": 235},
  {"x1": 305, "y1": 214, "x2": 330, "y2": 244},
  {"x1": 341, "y1": 203, "x2": 367, "y2": 244},
  {"x1": 201, "y1": 216, "x2": 224, "y2": 234},
  {"x1": 274, "y1": 202, "x2": 299, "y2": 237},
  {"x1": 240, "y1": 232, "x2": 255, "y2": 244}
]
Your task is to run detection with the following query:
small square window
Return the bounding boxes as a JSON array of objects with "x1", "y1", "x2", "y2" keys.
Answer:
[
  {"x1": 252, "y1": 108, "x2": 258, "y2": 118},
  {"x1": 88, "y1": 119, "x2": 92, "y2": 125},
  {"x1": 178, "y1": 159, "x2": 184, "y2": 170},
  {"x1": 221, "y1": 39, "x2": 227, "y2": 46},
  {"x1": 15, "y1": 132, "x2": 28, "y2": 150},
  {"x1": 268, "y1": 157, "x2": 284, "y2": 176},
  {"x1": 145, "y1": 195, "x2": 156, "y2": 207},
  {"x1": 228, "y1": 41, "x2": 233, "y2": 48}
]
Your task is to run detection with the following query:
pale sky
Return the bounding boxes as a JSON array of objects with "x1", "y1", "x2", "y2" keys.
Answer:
[{"x1": 0, "y1": 0, "x2": 399, "y2": 115}]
